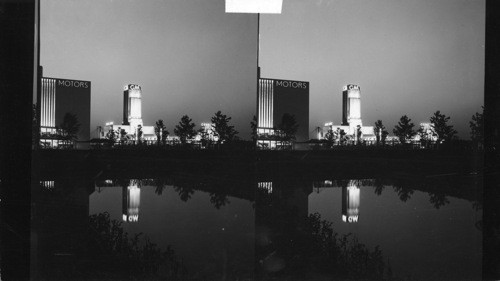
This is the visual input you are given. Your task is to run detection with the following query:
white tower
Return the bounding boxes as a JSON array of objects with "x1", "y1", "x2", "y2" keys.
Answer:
[
  {"x1": 342, "y1": 84, "x2": 362, "y2": 133},
  {"x1": 123, "y1": 84, "x2": 143, "y2": 129}
]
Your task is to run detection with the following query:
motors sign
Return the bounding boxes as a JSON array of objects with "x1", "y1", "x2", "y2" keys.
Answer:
[
  {"x1": 275, "y1": 79, "x2": 308, "y2": 89},
  {"x1": 57, "y1": 79, "x2": 90, "y2": 89}
]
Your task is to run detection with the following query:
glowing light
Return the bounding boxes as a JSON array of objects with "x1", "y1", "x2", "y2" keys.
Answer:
[
  {"x1": 258, "y1": 182, "x2": 273, "y2": 193},
  {"x1": 123, "y1": 184, "x2": 140, "y2": 223},
  {"x1": 225, "y1": 0, "x2": 282, "y2": 14},
  {"x1": 40, "y1": 181, "x2": 54, "y2": 189},
  {"x1": 342, "y1": 180, "x2": 360, "y2": 223}
]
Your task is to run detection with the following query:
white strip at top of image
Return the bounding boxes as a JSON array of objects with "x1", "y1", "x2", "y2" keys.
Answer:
[{"x1": 225, "y1": 0, "x2": 283, "y2": 14}]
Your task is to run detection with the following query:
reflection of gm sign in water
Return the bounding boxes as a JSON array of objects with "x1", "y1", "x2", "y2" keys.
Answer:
[
  {"x1": 348, "y1": 216, "x2": 359, "y2": 222},
  {"x1": 58, "y1": 80, "x2": 89, "y2": 88},
  {"x1": 128, "y1": 215, "x2": 138, "y2": 222},
  {"x1": 275, "y1": 80, "x2": 308, "y2": 89}
]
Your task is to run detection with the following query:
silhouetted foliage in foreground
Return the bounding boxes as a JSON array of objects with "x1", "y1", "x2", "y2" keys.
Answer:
[
  {"x1": 256, "y1": 198, "x2": 388, "y2": 280},
  {"x1": 304, "y1": 212, "x2": 386, "y2": 280},
  {"x1": 81, "y1": 212, "x2": 187, "y2": 280}
]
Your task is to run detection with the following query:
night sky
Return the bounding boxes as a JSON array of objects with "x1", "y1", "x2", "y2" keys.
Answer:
[{"x1": 41, "y1": 0, "x2": 484, "y2": 139}]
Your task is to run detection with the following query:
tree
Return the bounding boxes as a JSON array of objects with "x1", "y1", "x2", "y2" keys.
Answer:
[
  {"x1": 211, "y1": 110, "x2": 239, "y2": 144},
  {"x1": 105, "y1": 128, "x2": 118, "y2": 145},
  {"x1": 197, "y1": 126, "x2": 211, "y2": 148},
  {"x1": 374, "y1": 120, "x2": 388, "y2": 145},
  {"x1": 324, "y1": 129, "x2": 336, "y2": 147},
  {"x1": 393, "y1": 115, "x2": 416, "y2": 145},
  {"x1": 469, "y1": 107, "x2": 484, "y2": 149},
  {"x1": 250, "y1": 115, "x2": 258, "y2": 142},
  {"x1": 118, "y1": 128, "x2": 129, "y2": 144},
  {"x1": 355, "y1": 125, "x2": 362, "y2": 145},
  {"x1": 430, "y1": 111, "x2": 457, "y2": 146},
  {"x1": 57, "y1": 112, "x2": 81, "y2": 147},
  {"x1": 417, "y1": 125, "x2": 432, "y2": 148},
  {"x1": 136, "y1": 125, "x2": 143, "y2": 144},
  {"x1": 154, "y1": 119, "x2": 169, "y2": 145},
  {"x1": 278, "y1": 113, "x2": 299, "y2": 142},
  {"x1": 337, "y1": 128, "x2": 347, "y2": 145},
  {"x1": 174, "y1": 115, "x2": 196, "y2": 144}
]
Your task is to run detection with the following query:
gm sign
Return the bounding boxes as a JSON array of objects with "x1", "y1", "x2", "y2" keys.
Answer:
[
  {"x1": 125, "y1": 84, "x2": 141, "y2": 91},
  {"x1": 343, "y1": 84, "x2": 360, "y2": 91},
  {"x1": 347, "y1": 215, "x2": 359, "y2": 223}
]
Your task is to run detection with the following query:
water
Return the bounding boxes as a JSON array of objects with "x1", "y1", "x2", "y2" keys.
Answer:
[{"x1": 31, "y1": 173, "x2": 482, "y2": 280}]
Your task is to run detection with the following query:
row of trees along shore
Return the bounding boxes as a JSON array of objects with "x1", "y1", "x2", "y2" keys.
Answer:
[
  {"x1": 322, "y1": 109, "x2": 484, "y2": 150},
  {"x1": 103, "y1": 110, "x2": 241, "y2": 148},
  {"x1": 33, "y1": 104, "x2": 484, "y2": 150}
]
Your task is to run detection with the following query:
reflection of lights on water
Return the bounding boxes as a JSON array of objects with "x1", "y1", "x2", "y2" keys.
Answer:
[
  {"x1": 258, "y1": 182, "x2": 273, "y2": 193},
  {"x1": 40, "y1": 181, "x2": 54, "y2": 189},
  {"x1": 123, "y1": 184, "x2": 140, "y2": 222},
  {"x1": 342, "y1": 181, "x2": 360, "y2": 223}
]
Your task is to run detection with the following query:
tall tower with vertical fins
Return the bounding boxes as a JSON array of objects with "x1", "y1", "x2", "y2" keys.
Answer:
[
  {"x1": 123, "y1": 84, "x2": 143, "y2": 130},
  {"x1": 342, "y1": 84, "x2": 362, "y2": 131}
]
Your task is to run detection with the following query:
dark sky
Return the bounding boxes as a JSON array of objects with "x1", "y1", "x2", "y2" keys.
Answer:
[{"x1": 41, "y1": 0, "x2": 484, "y2": 139}]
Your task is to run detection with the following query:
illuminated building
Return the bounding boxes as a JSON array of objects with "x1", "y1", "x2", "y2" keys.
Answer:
[
  {"x1": 342, "y1": 180, "x2": 360, "y2": 223},
  {"x1": 40, "y1": 76, "x2": 91, "y2": 148},
  {"x1": 257, "y1": 78, "x2": 309, "y2": 149},
  {"x1": 322, "y1": 84, "x2": 375, "y2": 144},
  {"x1": 123, "y1": 84, "x2": 143, "y2": 129},
  {"x1": 101, "y1": 84, "x2": 156, "y2": 142},
  {"x1": 194, "y1": 123, "x2": 219, "y2": 145},
  {"x1": 122, "y1": 182, "x2": 140, "y2": 223},
  {"x1": 413, "y1": 122, "x2": 438, "y2": 143},
  {"x1": 342, "y1": 84, "x2": 362, "y2": 129}
]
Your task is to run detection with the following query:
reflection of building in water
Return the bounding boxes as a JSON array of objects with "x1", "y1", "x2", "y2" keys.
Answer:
[
  {"x1": 254, "y1": 179, "x2": 312, "y2": 277},
  {"x1": 31, "y1": 178, "x2": 94, "y2": 279},
  {"x1": 342, "y1": 180, "x2": 360, "y2": 223},
  {"x1": 122, "y1": 182, "x2": 141, "y2": 223},
  {"x1": 258, "y1": 182, "x2": 273, "y2": 193}
]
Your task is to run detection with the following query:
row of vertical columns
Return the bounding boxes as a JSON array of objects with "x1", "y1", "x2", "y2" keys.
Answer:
[
  {"x1": 41, "y1": 78, "x2": 56, "y2": 129},
  {"x1": 258, "y1": 79, "x2": 274, "y2": 128}
]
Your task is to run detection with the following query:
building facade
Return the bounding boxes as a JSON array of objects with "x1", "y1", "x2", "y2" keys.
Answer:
[
  {"x1": 257, "y1": 78, "x2": 309, "y2": 149},
  {"x1": 40, "y1": 77, "x2": 91, "y2": 148}
]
